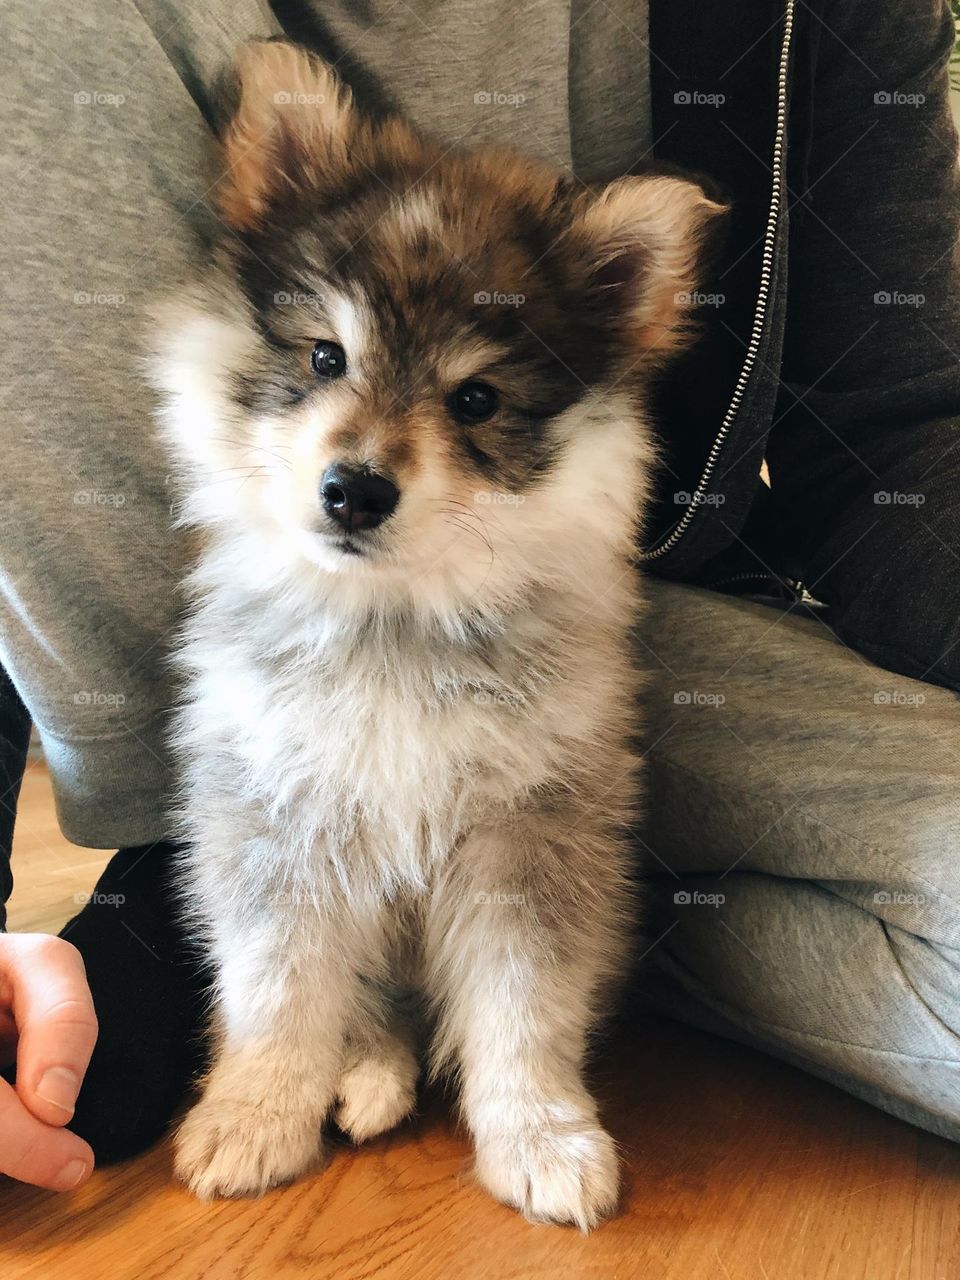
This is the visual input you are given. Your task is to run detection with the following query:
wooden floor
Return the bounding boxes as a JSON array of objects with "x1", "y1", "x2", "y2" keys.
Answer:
[{"x1": 1, "y1": 764, "x2": 959, "y2": 1279}]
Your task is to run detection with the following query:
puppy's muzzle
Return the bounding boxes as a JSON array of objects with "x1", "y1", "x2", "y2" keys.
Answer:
[{"x1": 320, "y1": 463, "x2": 400, "y2": 532}]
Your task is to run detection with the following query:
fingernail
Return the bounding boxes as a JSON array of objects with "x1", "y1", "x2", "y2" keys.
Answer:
[
  {"x1": 53, "y1": 1159, "x2": 89, "y2": 1192},
  {"x1": 36, "y1": 1067, "x2": 80, "y2": 1115}
]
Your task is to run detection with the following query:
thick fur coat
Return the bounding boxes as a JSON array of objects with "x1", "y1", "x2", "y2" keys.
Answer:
[{"x1": 151, "y1": 40, "x2": 722, "y2": 1229}]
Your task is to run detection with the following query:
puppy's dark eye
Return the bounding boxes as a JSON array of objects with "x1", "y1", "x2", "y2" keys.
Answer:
[
  {"x1": 311, "y1": 340, "x2": 347, "y2": 379},
  {"x1": 451, "y1": 381, "x2": 499, "y2": 423}
]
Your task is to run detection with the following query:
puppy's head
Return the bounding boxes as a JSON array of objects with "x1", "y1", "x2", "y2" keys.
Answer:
[{"x1": 154, "y1": 41, "x2": 723, "y2": 617}]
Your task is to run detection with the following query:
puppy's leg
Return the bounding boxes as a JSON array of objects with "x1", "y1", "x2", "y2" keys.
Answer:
[
  {"x1": 425, "y1": 814, "x2": 632, "y2": 1231},
  {"x1": 335, "y1": 992, "x2": 419, "y2": 1143},
  {"x1": 175, "y1": 889, "x2": 378, "y2": 1199}
]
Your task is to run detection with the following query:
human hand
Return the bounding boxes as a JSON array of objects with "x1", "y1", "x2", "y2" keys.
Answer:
[{"x1": 0, "y1": 933, "x2": 97, "y2": 1190}]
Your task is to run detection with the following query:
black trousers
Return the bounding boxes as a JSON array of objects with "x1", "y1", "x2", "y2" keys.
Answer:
[{"x1": 0, "y1": 666, "x2": 33, "y2": 928}]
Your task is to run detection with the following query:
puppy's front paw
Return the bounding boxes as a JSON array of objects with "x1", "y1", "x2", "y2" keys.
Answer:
[
  {"x1": 474, "y1": 1109, "x2": 619, "y2": 1231},
  {"x1": 334, "y1": 1040, "x2": 418, "y2": 1143},
  {"x1": 175, "y1": 1095, "x2": 324, "y2": 1199}
]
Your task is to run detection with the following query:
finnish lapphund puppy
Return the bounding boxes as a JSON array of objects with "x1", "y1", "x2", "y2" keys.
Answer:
[{"x1": 152, "y1": 39, "x2": 722, "y2": 1229}]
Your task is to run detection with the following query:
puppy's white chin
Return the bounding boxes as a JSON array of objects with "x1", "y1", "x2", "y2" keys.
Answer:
[{"x1": 292, "y1": 525, "x2": 381, "y2": 573}]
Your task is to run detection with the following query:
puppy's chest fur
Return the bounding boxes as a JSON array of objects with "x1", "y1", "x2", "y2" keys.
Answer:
[{"x1": 177, "y1": 589, "x2": 617, "y2": 898}]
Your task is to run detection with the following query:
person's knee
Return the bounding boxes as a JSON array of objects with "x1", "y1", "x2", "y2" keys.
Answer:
[{"x1": 648, "y1": 870, "x2": 960, "y2": 1132}]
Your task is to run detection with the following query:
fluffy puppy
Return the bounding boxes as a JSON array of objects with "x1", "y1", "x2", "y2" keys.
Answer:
[{"x1": 151, "y1": 39, "x2": 722, "y2": 1230}]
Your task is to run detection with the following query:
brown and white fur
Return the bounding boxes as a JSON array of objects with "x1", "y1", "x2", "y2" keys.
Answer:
[{"x1": 151, "y1": 40, "x2": 722, "y2": 1230}]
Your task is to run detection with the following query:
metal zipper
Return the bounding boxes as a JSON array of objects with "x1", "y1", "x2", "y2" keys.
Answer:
[
  {"x1": 707, "y1": 570, "x2": 805, "y2": 598},
  {"x1": 709, "y1": 571, "x2": 784, "y2": 590},
  {"x1": 639, "y1": 0, "x2": 796, "y2": 563}
]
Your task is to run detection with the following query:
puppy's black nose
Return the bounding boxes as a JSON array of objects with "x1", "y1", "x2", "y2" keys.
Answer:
[{"x1": 320, "y1": 464, "x2": 399, "y2": 532}]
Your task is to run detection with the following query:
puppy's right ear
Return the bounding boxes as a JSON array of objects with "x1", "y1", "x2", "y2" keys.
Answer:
[{"x1": 217, "y1": 40, "x2": 357, "y2": 231}]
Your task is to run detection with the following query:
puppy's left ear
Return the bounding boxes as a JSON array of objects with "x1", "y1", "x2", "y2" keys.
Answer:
[
  {"x1": 217, "y1": 40, "x2": 358, "y2": 231},
  {"x1": 574, "y1": 175, "x2": 728, "y2": 363}
]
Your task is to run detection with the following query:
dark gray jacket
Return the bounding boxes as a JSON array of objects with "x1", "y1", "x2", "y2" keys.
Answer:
[{"x1": 645, "y1": 0, "x2": 960, "y2": 690}]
